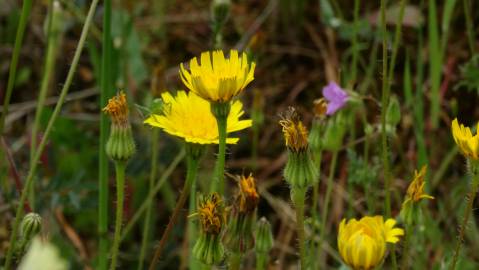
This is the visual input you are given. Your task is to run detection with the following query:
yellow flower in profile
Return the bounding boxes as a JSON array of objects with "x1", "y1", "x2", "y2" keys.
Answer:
[
  {"x1": 144, "y1": 91, "x2": 251, "y2": 144},
  {"x1": 237, "y1": 174, "x2": 259, "y2": 213},
  {"x1": 197, "y1": 193, "x2": 226, "y2": 235},
  {"x1": 451, "y1": 118, "x2": 479, "y2": 160},
  {"x1": 279, "y1": 107, "x2": 309, "y2": 152},
  {"x1": 103, "y1": 91, "x2": 129, "y2": 125},
  {"x1": 403, "y1": 165, "x2": 434, "y2": 205},
  {"x1": 338, "y1": 216, "x2": 404, "y2": 270},
  {"x1": 179, "y1": 50, "x2": 256, "y2": 103}
]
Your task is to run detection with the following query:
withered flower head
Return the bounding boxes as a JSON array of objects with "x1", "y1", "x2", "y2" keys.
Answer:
[
  {"x1": 103, "y1": 91, "x2": 129, "y2": 125},
  {"x1": 404, "y1": 165, "x2": 434, "y2": 203},
  {"x1": 237, "y1": 174, "x2": 259, "y2": 213},
  {"x1": 313, "y1": 98, "x2": 328, "y2": 119},
  {"x1": 279, "y1": 107, "x2": 309, "y2": 152},
  {"x1": 198, "y1": 193, "x2": 226, "y2": 235}
]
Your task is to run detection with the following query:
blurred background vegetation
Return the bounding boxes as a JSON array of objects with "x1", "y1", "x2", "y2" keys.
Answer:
[{"x1": 1, "y1": 0, "x2": 479, "y2": 269}]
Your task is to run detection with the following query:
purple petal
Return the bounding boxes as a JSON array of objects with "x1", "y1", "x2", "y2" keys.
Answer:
[{"x1": 322, "y1": 82, "x2": 348, "y2": 115}]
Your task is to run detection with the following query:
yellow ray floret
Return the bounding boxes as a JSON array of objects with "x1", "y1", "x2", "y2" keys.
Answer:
[
  {"x1": 179, "y1": 50, "x2": 256, "y2": 103},
  {"x1": 338, "y1": 216, "x2": 404, "y2": 270},
  {"x1": 451, "y1": 118, "x2": 479, "y2": 160},
  {"x1": 144, "y1": 91, "x2": 252, "y2": 144}
]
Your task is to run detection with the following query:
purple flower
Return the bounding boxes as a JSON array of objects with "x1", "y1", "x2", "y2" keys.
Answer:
[{"x1": 322, "y1": 82, "x2": 348, "y2": 115}]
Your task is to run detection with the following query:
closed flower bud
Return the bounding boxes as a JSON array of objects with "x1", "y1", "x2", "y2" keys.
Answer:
[
  {"x1": 103, "y1": 91, "x2": 136, "y2": 161},
  {"x1": 193, "y1": 193, "x2": 226, "y2": 265},
  {"x1": 322, "y1": 113, "x2": 347, "y2": 151},
  {"x1": 21, "y1": 213, "x2": 42, "y2": 241},
  {"x1": 279, "y1": 108, "x2": 318, "y2": 189},
  {"x1": 255, "y1": 217, "x2": 273, "y2": 254},
  {"x1": 211, "y1": 0, "x2": 231, "y2": 26}
]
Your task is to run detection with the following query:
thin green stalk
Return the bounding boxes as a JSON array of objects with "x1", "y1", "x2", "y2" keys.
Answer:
[
  {"x1": 311, "y1": 149, "x2": 322, "y2": 268},
  {"x1": 428, "y1": 0, "x2": 441, "y2": 129},
  {"x1": 256, "y1": 253, "x2": 267, "y2": 270},
  {"x1": 149, "y1": 147, "x2": 200, "y2": 270},
  {"x1": 400, "y1": 223, "x2": 412, "y2": 270},
  {"x1": 0, "y1": 0, "x2": 33, "y2": 135},
  {"x1": 463, "y1": 0, "x2": 475, "y2": 54},
  {"x1": 229, "y1": 252, "x2": 242, "y2": 270},
  {"x1": 120, "y1": 150, "x2": 185, "y2": 242},
  {"x1": 291, "y1": 188, "x2": 307, "y2": 269},
  {"x1": 138, "y1": 130, "x2": 159, "y2": 270},
  {"x1": 213, "y1": 114, "x2": 227, "y2": 194},
  {"x1": 3, "y1": 1, "x2": 99, "y2": 268},
  {"x1": 318, "y1": 150, "x2": 338, "y2": 260},
  {"x1": 110, "y1": 161, "x2": 126, "y2": 270},
  {"x1": 450, "y1": 161, "x2": 479, "y2": 270},
  {"x1": 387, "y1": 0, "x2": 407, "y2": 85},
  {"x1": 349, "y1": 0, "x2": 360, "y2": 84},
  {"x1": 99, "y1": 0, "x2": 113, "y2": 269},
  {"x1": 188, "y1": 171, "x2": 200, "y2": 270}
]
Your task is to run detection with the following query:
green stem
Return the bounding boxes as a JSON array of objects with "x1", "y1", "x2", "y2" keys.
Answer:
[
  {"x1": 0, "y1": 0, "x2": 33, "y2": 135},
  {"x1": 450, "y1": 161, "x2": 479, "y2": 270},
  {"x1": 463, "y1": 0, "x2": 475, "y2": 54},
  {"x1": 110, "y1": 161, "x2": 126, "y2": 270},
  {"x1": 318, "y1": 150, "x2": 338, "y2": 268},
  {"x1": 400, "y1": 223, "x2": 412, "y2": 270},
  {"x1": 349, "y1": 0, "x2": 360, "y2": 84},
  {"x1": 188, "y1": 171, "x2": 200, "y2": 270},
  {"x1": 3, "y1": 1, "x2": 99, "y2": 268},
  {"x1": 255, "y1": 253, "x2": 267, "y2": 270},
  {"x1": 292, "y1": 188, "x2": 307, "y2": 269},
  {"x1": 229, "y1": 252, "x2": 242, "y2": 270},
  {"x1": 149, "y1": 146, "x2": 200, "y2": 270},
  {"x1": 99, "y1": 0, "x2": 113, "y2": 269},
  {"x1": 138, "y1": 130, "x2": 159, "y2": 270},
  {"x1": 213, "y1": 114, "x2": 227, "y2": 195},
  {"x1": 311, "y1": 149, "x2": 322, "y2": 268}
]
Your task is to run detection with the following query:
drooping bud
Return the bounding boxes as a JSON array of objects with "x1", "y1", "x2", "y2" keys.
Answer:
[
  {"x1": 193, "y1": 193, "x2": 226, "y2": 265},
  {"x1": 279, "y1": 107, "x2": 318, "y2": 189},
  {"x1": 103, "y1": 91, "x2": 136, "y2": 161},
  {"x1": 21, "y1": 213, "x2": 42, "y2": 241},
  {"x1": 224, "y1": 174, "x2": 259, "y2": 253}
]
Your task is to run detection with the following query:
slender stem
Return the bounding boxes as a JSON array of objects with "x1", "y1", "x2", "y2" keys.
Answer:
[
  {"x1": 214, "y1": 115, "x2": 227, "y2": 195},
  {"x1": 311, "y1": 149, "x2": 322, "y2": 269},
  {"x1": 229, "y1": 252, "x2": 242, "y2": 270},
  {"x1": 99, "y1": 0, "x2": 113, "y2": 269},
  {"x1": 188, "y1": 170, "x2": 200, "y2": 270},
  {"x1": 138, "y1": 130, "x2": 159, "y2": 270},
  {"x1": 450, "y1": 162, "x2": 479, "y2": 270},
  {"x1": 149, "y1": 149, "x2": 200, "y2": 270},
  {"x1": 255, "y1": 253, "x2": 267, "y2": 270},
  {"x1": 387, "y1": 0, "x2": 407, "y2": 86},
  {"x1": 318, "y1": 150, "x2": 338, "y2": 262},
  {"x1": 0, "y1": 0, "x2": 33, "y2": 135},
  {"x1": 292, "y1": 188, "x2": 307, "y2": 269},
  {"x1": 3, "y1": 1, "x2": 99, "y2": 268},
  {"x1": 110, "y1": 161, "x2": 126, "y2": 270},
  {"x1": 463, "y1": 0, "x2": 475, "y2": 54},
  {"x1": 400, "y1": 223, "x2": 412, "y2": 270},
  {"x1": 350, "y1": 0, "x2": 360, "y2": 84}
]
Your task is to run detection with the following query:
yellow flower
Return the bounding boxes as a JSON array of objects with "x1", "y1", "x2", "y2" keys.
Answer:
[
  {"x1": 179, "y1": 50, "x2": 256, "y2": 103},
  {"x1": 103, "y1": 91, "x2": 129, "y2": 125},
  {"x1": 279, "y1": 107, "x2": 309, "y2": 152},
  {"x1": 144, "y1": 91, "x2": 252, "y2": 144},
  {"x1": 338, "y1": 216, "x2": 404, "y2": 270},
  {"x1": 237, "y1": 174, "x2": 259, "y2": 213},
  {"x1": 451, "y1": 118, "x2": 479, "y2": 160},
  {"x1": 403, "y1": 165, "x2": 434, "y2": 205}
]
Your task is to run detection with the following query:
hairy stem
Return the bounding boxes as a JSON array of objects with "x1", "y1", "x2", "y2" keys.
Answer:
[
  {"x1": 110, "y1": 161, "x2": 126, "y2": 270},
  {"x1": 292, "y1": 187, "x2": 307, "y2": 269}
]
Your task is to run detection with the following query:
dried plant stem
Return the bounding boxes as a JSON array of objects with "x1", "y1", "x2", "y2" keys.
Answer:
[
  {"x1": 149, "y1": 148, "x2": 200, "y2": 270},
  {"x1": 3, "y1": 0, "x2": 99, "y2": 268}
]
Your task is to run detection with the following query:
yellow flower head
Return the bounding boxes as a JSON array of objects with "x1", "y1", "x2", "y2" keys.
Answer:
[
  {"x1": 179, "y1": 50, "x2": 256, "y2": 103},
  {"x1": 279, "y1": 107, "x2": 309, "y2": 152},
  {"x1": 313, "y1": 98, "x2": 328, "y2": 119},
  {"x1": 236, "y1": 174, "x2": 259, "y2": 213},
  {"x1": 338, "y1": 216, "x2": 404, "y2": 270},
  {"x1": 197, "y1": 193, "x2": 226, "y2": 235},
  {"x1": 403, "y1": 165, "x2": 434, "y2": 205},
  {"x1": 451, "y1": 118, "x2": 479, "y2": 160},
  {"x1": 103, "y1": 91, "x2": 129, "y2": 125},
  {"x1": 144, "y1": 91, "x2": 252, "y2": 144}
]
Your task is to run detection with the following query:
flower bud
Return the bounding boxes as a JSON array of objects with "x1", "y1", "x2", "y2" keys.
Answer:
[
  {"x1": 193, "y1": 193, "x2": 226, "y2": 265},
  {"x1": 21, "y1": 213, "x2": 42, "y2": 241},
  {"x1": 211, "y1": 0, "x2": 231, "y2": 26},
  {"x1": 103, "y1": 91, "x2": 136, "y2": 161},
  {"x1": 322, "y1": 113, "x2": 346, "y2": 152},
  {"x1": 255, "y1": 217, "x2": 273, "y2": 254}
]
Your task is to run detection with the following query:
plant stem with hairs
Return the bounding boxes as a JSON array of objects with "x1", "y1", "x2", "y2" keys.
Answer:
[
  {"x1": 110, "y1": 161, "x2": 126, "y2": 270},
  {"x1": 3, "y1": 0, "x2": 99, "y2": 268},
  {"x1": 291, "y1": 187, "x2": 307, "y2": 269}
]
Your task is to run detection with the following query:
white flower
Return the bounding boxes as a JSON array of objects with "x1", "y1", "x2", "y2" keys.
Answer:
[{"x1": 18, "y1": 237, "x2": 68, "y2": 270}]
